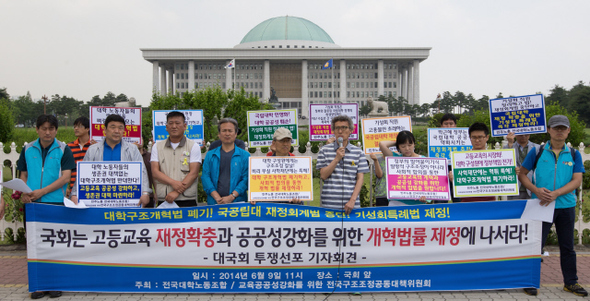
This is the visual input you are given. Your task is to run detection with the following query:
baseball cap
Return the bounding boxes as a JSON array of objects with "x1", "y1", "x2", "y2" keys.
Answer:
[
  {"x1": 548, "y1": 115, "x2": 570, "y2": 128},
  {"x1": 273, "y1": 127, "x2": 292, "y2": 140}
]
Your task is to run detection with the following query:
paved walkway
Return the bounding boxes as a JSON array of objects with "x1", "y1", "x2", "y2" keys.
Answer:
[{"x1": 2, "y1": 245, "x2": 590, "y2": 300}]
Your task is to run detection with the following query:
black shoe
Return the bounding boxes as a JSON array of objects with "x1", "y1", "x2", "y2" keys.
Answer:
[
  {"x1": 523, "y1": 287, "x2": 538, "y2": 296},
  {"x1": 48, "y1": 291, "x2": 62, "y2": 298},
  {"x1": 30, "y1": 291, "x2": 45, "y2": 299},
  {"x1": 564, "y1": 283, "x2": 588, "y2": 296}
]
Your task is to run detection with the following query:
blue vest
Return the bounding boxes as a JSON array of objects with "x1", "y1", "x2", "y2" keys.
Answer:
[
  {"x1": 531, "y1": 142, "x2": 578, "y2": 209},
  {"x1": 23, "y1": 138, "x2": 68, "y2": 204}
]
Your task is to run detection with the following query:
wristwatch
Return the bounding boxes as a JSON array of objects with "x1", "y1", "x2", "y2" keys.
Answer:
[
  {"x1": 231, "y1": 192, "x2": 238, "y2": 198},
  {"x1": 142, "y1": 192, "x2": 150, "y2": 195}
]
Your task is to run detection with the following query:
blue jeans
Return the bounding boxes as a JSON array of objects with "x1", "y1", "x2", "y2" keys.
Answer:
[{"x1": 541, "y1": 206, "x2": 578, "y2": 285}]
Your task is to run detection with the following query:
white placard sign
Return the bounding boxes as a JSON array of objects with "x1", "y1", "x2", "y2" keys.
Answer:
[{"x1": 77, "y1": 161, "x2": 142, "y2": 208}]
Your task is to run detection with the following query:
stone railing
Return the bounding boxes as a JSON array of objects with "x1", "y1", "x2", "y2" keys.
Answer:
[{"x1": 1, "y1": 140, "x2": 589, "y2": 243}]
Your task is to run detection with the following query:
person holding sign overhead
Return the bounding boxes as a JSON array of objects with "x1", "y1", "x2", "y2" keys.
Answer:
[
  {"x1": 503, "y1": 132, "x2": 539, "y2": 200},
  {"x1": 453, "y1": 122, "x2": 520, "y2": 202},
  {"x1": 151, "y1": 111, "x2": 202, "y2": 207},
  {"x1": 201, "y1": 118, "x2": 250, "y2": 205},
  {"x1": 70, "y1": 114, "x2": 152, "y2": 207},
  {"x1": 316, "y1": 115, "x2": 369, "y2": 215},
  {"x1": 378, "y1": 130, "x2": 429, "y2": 206}
]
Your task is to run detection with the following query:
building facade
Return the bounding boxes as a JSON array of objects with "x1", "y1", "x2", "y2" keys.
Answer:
[{"x1": 141, "y1": 16, "x2": 430, "y2": 118}]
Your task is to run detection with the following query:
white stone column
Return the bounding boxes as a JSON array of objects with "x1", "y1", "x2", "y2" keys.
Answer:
[
  {"x1": 401, "y1": 65, "x2": 407, "y2": 100},
  {"x1": 397, "y1": 68, "x2": 403, "y2": 99},
  {"x1": 263, "y1": 60, "x2": 270, "y2": 100},
  {"x1": 377, "y1": 59, "x2": 384, "y2": 97},
  {"x1": 152, "y1": 61, "x2": 160, "y2": 93},
  {"x1": 404, "y1": 66, "x2": 409, "y2": 100},
  {"x1": 160, "y1": 66, "x2": 167, "y2": 95},
  {"x1": 188, "y1": 60, "x2": 195, "y2": 91},
  {"x1": 412, "y1": 59, "x2": 420, "y2": 105},
  {"x1": 407, "y1": 63, "x2": 414, "y2": 104},
  {"x1": 225, "y1": 60, "x2": 232, "y2": 91},
  {"x1": 339, "y1": 59, "x2": 346, "y2": 102},
  {"x1": 301, "y1": 60, "x2": 309, "y2": 118},
  {"x1": 168, "y1": 68, "x2": 175, "y2": 95}
]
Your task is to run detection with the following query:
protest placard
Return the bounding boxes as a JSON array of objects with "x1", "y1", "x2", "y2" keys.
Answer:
[
  {"x1": 247, "y1": 110, "x2": 298, "y2": 147},
  {"x1": 385, "y1": 157, "x2": 450, "y2": 201},
  {"x1": 309, "y1": 103, "x2": 358, "y2": 141},
  {"x1": 90, "y1": 106, "x2": 142, "y2": 144},
  {"x1": 489, "y1": 94, "x2": 546, "y2": 137},
  {"x1": 152, "y1": 110, "x2": 204, "y2": 145},
  {"x1": 249, "y1": 157, "x2": 313, "y2": 201},
  {"x1": 427, "y1": 128, "x2": 472, "y2": 162},
  {"x1": 362, "y1": 116, "x2": 411, "y2": 154},
  {"x1": 76, "y1": 161, "x2": 142, "y2": 207},
  {"x1": 451, "y1": 149, "x2": 519, "y2": 197}
]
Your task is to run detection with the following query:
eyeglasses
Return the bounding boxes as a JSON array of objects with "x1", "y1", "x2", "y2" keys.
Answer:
[
  {"x1": 551, "y1": 126, "x2": 568, "y2": 132},
  {"x1": 470, "y1": 135, "x2": 487, "y2": 141},
  {"x1": 333, "y1": 126, "x2": 350, "y2": 132}
]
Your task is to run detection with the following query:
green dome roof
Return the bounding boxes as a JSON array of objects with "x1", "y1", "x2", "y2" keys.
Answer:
[{"x1": 240, "y1": 16, "x2": 335, "y2": 44}]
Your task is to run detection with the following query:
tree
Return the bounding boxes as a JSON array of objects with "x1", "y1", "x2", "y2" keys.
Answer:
[
  {"x1": 0, "y1": 87, "x2": 9, "y2": 100},
  {"x1": 387, "y1": 96, "x2": 408, "y2": 116},
  {"x1": 471, "y1": 95, "x2": 489, "y2": 112},
  {"x1": 419, "y1": 103, "x2": 431, "y2": 118},
  {"x1": 102, "y1": 92, "x2": 117, "y2": 106},
  {"x1": 12, "y1": 92, "x2": 39, "y2": 126},
  {"x1": 545, "y1": 85, "x2": 569, "y2": 108},
  {"x1": 453, "y1": 91, "x2": 467, "y2": 113},
  {"x1": 116, "y1": 93, "x2": 129, "y2": 104},
  {"x1": 0, "y1": 91, "x2": 14, "y2": 143},
  {"x1": 149, "y1": 87, "x2": 273, "y2": 144},
  {"x1": 566, "y1": 81, "x2": 590, "y2": 125},
  {"x1": 532, "y1": 102, "x2": 586, "y2": 146},
  {"x1": 359, "y1": 104, "x2": 371, "y2": 118},
  {"x1": 439, "y1": 91, "x2": 455, "y2": 113}
]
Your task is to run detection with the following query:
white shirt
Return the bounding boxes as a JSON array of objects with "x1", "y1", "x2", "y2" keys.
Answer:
[{"x1": 150, "y1": 141, "x2": 202, "y2": 163}]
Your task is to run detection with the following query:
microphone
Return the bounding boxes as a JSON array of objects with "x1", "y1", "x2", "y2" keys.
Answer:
[{"x1": 337, "y1": 137, "x2": 343, "y2": 148}]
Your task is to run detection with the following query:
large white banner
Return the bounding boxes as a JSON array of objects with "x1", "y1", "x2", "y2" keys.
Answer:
[{"x1": 26, "y1": 201, "x2": 548, "y2": 293}]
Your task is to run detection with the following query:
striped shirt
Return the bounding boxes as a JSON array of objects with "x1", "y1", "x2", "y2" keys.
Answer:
[
  {"x1": 316, "y1": 142, "x2": 369, "y2": 210},
  {"x1": 67, "y1": 138, "x2": 96, "y2": 190}
]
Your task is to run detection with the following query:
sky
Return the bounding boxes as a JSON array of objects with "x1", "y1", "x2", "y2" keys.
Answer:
[{"x1": 1, "y1": 0, "x2": 589, "y2": 108}]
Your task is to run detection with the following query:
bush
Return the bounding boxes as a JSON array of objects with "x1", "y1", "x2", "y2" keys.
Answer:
[
  {"x1": 0, "y1": 100, "x2": 14, "y2": 144},
  {"x1": 427, "y1": 113, "x2": 464, "y2": 128},
  {"x1": 530, "y1": 102, "x2": 586, "y2": 146}
]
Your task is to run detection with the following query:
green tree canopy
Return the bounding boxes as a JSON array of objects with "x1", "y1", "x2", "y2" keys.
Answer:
[
  {"x1": 148, "y1": 87, "x2": 273, "y2": 145},
  {"x1": 0, "y1": 89, "x2": 14, "y2": 143}
]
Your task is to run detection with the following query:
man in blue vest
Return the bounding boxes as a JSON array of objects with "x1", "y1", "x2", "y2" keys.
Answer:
[
  {"x1": 18, "y1": 114, "x2": 75, "y2": 205},
  {"x1": 17, "y1": 114, "x2": 75, "y2": 299},
  {"x1": 519, "y1": 115, "x2": 586, "y2": 297}
]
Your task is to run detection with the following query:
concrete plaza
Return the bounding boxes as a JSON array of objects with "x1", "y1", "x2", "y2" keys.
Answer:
[{"x1": 2, "y1": 245, "x2": 590, "y2": 300}]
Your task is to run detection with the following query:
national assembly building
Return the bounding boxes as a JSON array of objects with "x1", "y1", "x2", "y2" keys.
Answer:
[{"x1": 141, "y1": 16, "x2": 430, "y2": 118}]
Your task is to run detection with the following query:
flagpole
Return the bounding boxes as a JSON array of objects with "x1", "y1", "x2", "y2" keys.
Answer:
[
  {"x1": 233, "y1": 58, "x2": 236, "y2": 92},
  {"x1": 331, "y1": 58, "x2": 334, "y2": 103}
]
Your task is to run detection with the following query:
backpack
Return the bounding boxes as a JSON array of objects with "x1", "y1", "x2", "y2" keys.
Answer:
[{"x1": 531, "y1": 144, "x2": 580, "y2": 197}]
